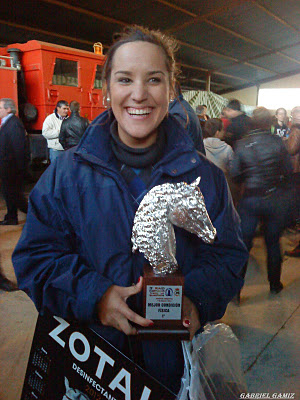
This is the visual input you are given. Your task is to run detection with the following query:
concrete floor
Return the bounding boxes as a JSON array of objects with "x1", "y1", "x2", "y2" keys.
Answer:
[{"x1": 0, "y1": 189, "x2": 299, "y2": 400}]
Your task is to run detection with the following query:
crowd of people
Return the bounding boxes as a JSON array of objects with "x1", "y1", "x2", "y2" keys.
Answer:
[{"x1": 0, "y1": 25, "x2": 299, "y2": 394}]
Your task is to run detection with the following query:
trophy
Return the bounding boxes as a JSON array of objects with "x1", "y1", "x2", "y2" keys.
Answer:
[{"x1": 131, "y1": 177, "x2": 217, "y2": 340}]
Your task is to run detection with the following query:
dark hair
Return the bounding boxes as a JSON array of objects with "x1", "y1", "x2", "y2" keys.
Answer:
[
  {"x1": 204, "y1": 118, "x2": 223, "y2": 138},
  {"x1": 102, "y1": 25, "x2": 179, "y2": 96},
  {"x1": 70, "y1": 100, "x2": 80, "y2": 112},
  {"x1": 275, "y1": 107, "x2": 287, "y2": 116},
  {"x1": 56, "y1": 100, "x2": 69, "y2": 108},
  {"x1": 201, "y1": 105, "x2": 207, "y2": 108},
  {"x1": 196, "y1": 105, "x2": 205, "y2": 115},
  {"x1": 252, "y1": 107, "x2": 272, "y2": 130},
  {"x1": 227, "y1": 99, "x2": 241, "y2": 111}
]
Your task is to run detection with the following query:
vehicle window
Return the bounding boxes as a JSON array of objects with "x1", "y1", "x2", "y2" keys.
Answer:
[
  {"x1": 94, "y1": 65, "x2": 103, "y2": 89},
  {"x1": 52, "y1": 58, "x2": 78, "y2": 86}
]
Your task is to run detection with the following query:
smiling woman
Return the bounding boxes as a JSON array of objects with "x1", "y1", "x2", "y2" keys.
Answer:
[{"x1": 13, "y1": 25, "x2": 248, "y2": 395}]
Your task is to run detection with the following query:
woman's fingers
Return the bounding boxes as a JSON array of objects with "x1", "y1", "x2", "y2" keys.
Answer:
[{"x1": 120, "y1": 276, "x2": 143, "y2": 300}]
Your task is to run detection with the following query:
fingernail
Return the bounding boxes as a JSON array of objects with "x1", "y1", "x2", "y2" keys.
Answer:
[
  {"x1": 184, "y1": 319, "x2": 190, "y2": 326},
  {"x1": 149, "y1": 321, "x2": 154, "y2": 326},
  {"x1": 137, "y1": 277, "x2": 141, "y2": 284}
]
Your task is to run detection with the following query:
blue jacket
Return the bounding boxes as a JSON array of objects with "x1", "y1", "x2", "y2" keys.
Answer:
[
  {"x1": 169, "y1": 94, "x2": 205, "y2": 155},
  {"x1": 13, "y1": 111, "x2": 247, "y2": 392}
]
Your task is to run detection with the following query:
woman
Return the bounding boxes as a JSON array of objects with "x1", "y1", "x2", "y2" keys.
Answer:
[
  {"x1": 203, "y1": 118, "x2": 233, "y2": 174},
  {"x1": 271, "y1": 107, "x2": 289, "y2": 138},
  {"x1": 231, "y1": 107, "x2": 293, "y2": 295},
  {"x1": 13, "y1": 26, "x2": 247, "y2": 394}
]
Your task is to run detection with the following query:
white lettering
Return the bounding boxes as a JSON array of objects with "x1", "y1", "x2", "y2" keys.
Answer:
[
  {"x1": 94, "y1": 346, "x2": 115, "y2": 379},
  {"x1": 48, "y1": 316, "x2": 70, "y2": 348},
  {"x1": 109, "y1": 368, "x2": 131, "y2": 400},
  {"x1": 140, "y1": 386, "x2": 151, "y2": 400},
  {"x1": 69, "y1": 332, "x2": 90, "y2": 362}
]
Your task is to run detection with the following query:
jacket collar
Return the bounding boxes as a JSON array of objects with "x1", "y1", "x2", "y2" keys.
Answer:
[{"x1": 75, "y1": 110, "x2": 201, "y2": 177}]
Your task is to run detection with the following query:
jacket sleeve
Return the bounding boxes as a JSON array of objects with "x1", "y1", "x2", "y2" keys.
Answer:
[
  {"x1": 10, "y1": 118, "x2": 27, "y2": 171},
  {"x1": 286, "y1": 128, "x2": 300, "y2": 156},
  {"x1": 229, "y1": 145, "x2": 244, "y2": 183},
  {"x1": 12, "y1": 168, "x2": 113, "y2": 322},
  {"x1": 183, "y1": 166, "x2": 248, "y2": 326},
  {"x1": 59, "y1": 120, "x2": 67, "y2": 149},
  {"x1": 42, "y1": 115, "x2": 60, "y2": 140}
]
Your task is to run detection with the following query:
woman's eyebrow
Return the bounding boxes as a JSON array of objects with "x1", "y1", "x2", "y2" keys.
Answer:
[{"x1": 114, "y1": 70, "x2": 165, "y2": 76}]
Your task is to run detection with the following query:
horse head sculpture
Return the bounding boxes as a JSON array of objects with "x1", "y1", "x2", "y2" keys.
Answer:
[{"x1": 132, "y1": 177, "x2": 217, "y2": 275}]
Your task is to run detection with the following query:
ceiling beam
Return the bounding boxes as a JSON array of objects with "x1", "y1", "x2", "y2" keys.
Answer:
[
  {"x1": 154, "y1": 0, "x2": 197, "y2": 18},
  {"x1": 40, "y1": 0, "x2": 281, "y2": 74},
  {"x1": 165, "y1": 0, "x2": 243, "y2": 34},
  {"x1": 41, "y1": 0, "x2": 127, "y2": 26},
  {"x1": 179, "y1": 63, "x2": 251, "y2": 83},
  {"x1": 205, "y1": 19, "x2": 300, "y2": 67},
  {"x1": 0, "y1": 19, "x2": 105, "y2": 48},
  {"x1": 163, "y1": 0, "x2": 300, "y2": 68},
  {"x1": 252, "y1": 0, "x2": 300, "y2": 34}
]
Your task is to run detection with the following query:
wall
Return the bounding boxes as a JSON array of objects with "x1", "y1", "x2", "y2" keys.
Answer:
[{"x1": 222, "y1": 73, "x2": 300, "y2": 106}]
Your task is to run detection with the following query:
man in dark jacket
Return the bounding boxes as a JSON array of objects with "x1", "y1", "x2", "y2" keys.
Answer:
[
  {"x1": 224, "y1": 99, "x2": 251, "y2": 148},
  {"x1": 59, "y1": 100, "x2": 89, "y2": 150},
  {"x1": 0, "y1": 98, "x2": 28, "y2": 225},
  {"x1": 231, "y1": 107, "x2": 294, "y2": 294},
  {"x1": 169, "y1": 84, "x2": 205, "y2": 154}
]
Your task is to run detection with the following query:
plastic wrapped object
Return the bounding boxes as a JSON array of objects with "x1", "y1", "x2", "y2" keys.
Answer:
[{"x1": 178, "y1": 323, "x2": 247, "y2": 400}]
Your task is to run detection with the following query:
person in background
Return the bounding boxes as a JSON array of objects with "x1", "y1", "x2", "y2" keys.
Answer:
[
  {"x1": 196, "y1": 105, "x2": 209, "y2": 131},
  {"x1": 13, "y1": 25, "x2": 247, "y2": 394},
  {"x1": 169, "y1": 83, "x2": 205, "y2": 154},
  {"x1": 220, "y1": 107, "x2": 231, "y2": 132},
  {"x1": 271, "y1": 107, "x2": 289, "y2": 138},
  {"x1": 284, "y1": 106, "x2": 300, "y2": 258},
  {"x1": 201, "y1": 104, "x2": 210, "y2": 120},
  {"x1": 223, "y1": 99, "x2": 251, "y2": 149},
  {"x1": 231, "y1": 107, "x2": 294, "y2": 295},
  {"x1": 59, "y1": 101, "x2": 89, "y2": 150},
  {"x1": 203, "y1": 118, "x2": 233, "y2": 174},
  {"x1": 42, "y1": 100, "x2": 69, "y2": 162},
  {"x1": 204, "y1": 118, "x2": 241, "y2": 205},
  {"x1": 0, "y1": 98, "x2": 28, "y2": 225}
]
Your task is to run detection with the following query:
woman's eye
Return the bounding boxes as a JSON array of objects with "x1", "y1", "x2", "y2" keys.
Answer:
[
  {"x1": 149, "y1": 77, "x2": 161, "y2": 83},
  {"x1": 118, "y1": 77, "x2": 131, "y2": 84}
]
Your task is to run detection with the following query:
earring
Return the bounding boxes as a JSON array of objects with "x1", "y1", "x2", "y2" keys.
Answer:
[{"x1": 107, "y1": 96, "x2": 110, "y2": 102}]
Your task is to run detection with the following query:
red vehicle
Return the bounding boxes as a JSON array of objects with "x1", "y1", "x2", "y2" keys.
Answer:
[{"x1": 0, "y1": 40, "x2": 106, "y2": 162}]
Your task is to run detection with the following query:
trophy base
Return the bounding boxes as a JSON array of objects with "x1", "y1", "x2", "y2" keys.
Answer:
[
  {"x1": 137, "y1": 327, "x2": 190, "y2": 341},
  {"x1": 139, "y1": 264, "x2": 189, "y2": 341}
]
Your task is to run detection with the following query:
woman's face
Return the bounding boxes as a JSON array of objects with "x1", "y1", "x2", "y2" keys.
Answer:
[
  {"x1": 276, "y1": 109, "x2": 286, "y2": 123},
  {"x1": 108, "y1": 41, "x2": 172, "y2": 148}
]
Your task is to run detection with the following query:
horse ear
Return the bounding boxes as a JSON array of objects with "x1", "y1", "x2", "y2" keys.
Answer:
[
  {"x1": 190, "y1": 177, "x2": 201, "y2": 187},
  {"x1": 64, "y1": 376, "x2": 70, "y2": 390}
]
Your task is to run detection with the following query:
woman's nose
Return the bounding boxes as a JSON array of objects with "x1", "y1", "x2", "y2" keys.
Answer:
[{"x1": 131, "y1": 82, "x2": 147, "y2": 102}]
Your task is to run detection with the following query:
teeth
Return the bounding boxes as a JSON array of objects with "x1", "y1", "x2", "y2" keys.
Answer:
[{"x1": 127, "y1": 108, "x2": 152, "y2": 115}]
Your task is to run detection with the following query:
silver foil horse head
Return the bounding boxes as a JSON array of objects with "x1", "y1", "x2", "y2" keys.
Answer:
[{"x1": 131, "y1": 177, "x2": 217, "y2": 275}]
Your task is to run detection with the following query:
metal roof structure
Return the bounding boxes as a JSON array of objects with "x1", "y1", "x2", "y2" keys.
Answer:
[{"x1": 1, "y1": 0, "x2": 300, "y2": 94}]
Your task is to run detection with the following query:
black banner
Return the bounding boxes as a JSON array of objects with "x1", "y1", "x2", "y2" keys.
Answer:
[{"x1": 21, "y1": 313, "x2": 176, "y2": 400}]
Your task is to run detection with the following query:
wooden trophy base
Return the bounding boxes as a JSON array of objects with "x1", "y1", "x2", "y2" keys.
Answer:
[{"x1": 137, "y1": 264, "x2": 189, "y2": 340}]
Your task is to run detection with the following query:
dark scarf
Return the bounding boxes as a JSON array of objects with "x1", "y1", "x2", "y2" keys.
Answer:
[{"x1": 110, "y1": 120, "x2": 166, "y2": 168}]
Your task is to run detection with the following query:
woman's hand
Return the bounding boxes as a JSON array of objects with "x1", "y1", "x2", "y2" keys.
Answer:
[
  {"x1": 97, "y1": 277, "x2": 153, "y2": 335},
  {"x1": 182, "y1": 296, "x2": 201, "y2": 340}
]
